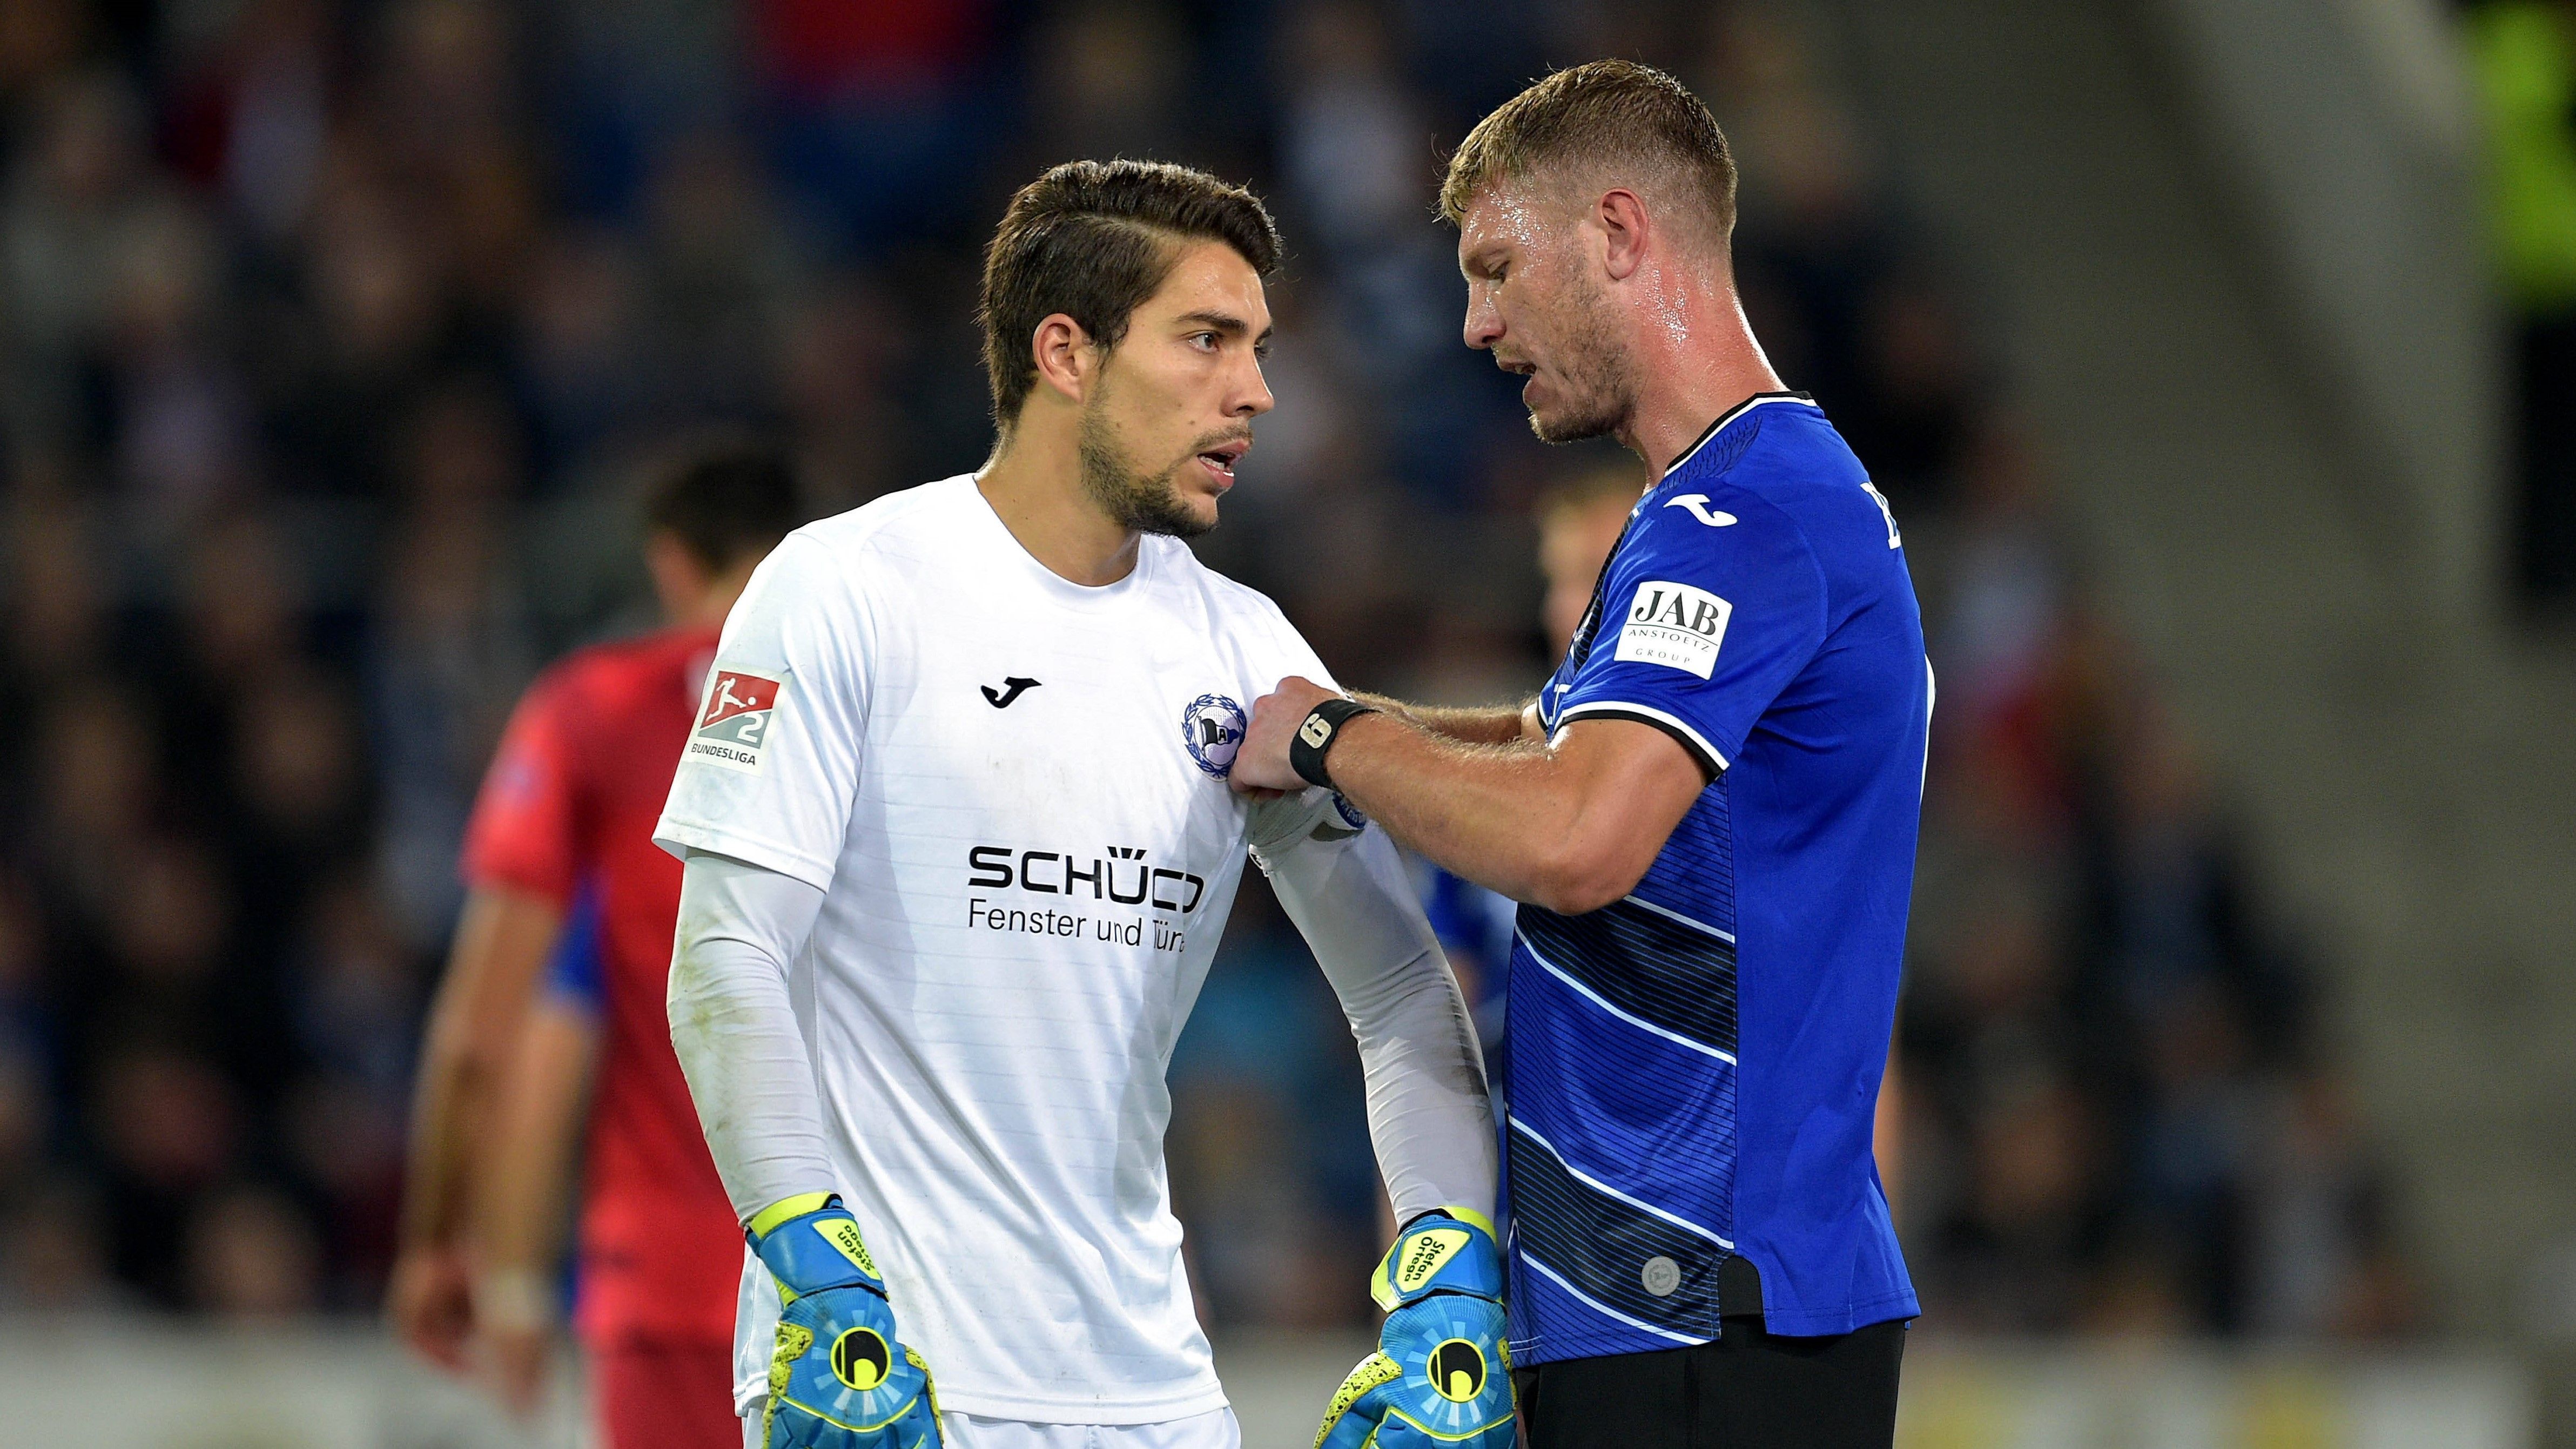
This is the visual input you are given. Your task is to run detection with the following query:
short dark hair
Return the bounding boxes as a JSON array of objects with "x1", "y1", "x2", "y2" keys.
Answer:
[
  {"x1": 1440, "y1": 60, "x2": 1737, "y2": 244},
  {"x1": 641, "y1": 440, "x2": 804, "y2": 571},
  {"x1": 978, "y1": 159, "x2": 1281, "y2": 429}
]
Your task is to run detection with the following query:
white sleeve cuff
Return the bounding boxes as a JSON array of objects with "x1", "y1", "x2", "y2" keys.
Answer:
[{"x1": 654, "y1": 818, "x2": 839, "y2": 893}]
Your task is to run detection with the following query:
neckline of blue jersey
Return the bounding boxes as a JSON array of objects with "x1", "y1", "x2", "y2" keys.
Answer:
[{"x1": 1665, "y1": 390, "x2": 1819, "y2": 475}]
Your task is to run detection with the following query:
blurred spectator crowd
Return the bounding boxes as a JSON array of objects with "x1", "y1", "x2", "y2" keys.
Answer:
[{"x1": 0, "y1": 0, "x2": 2419, "y2": 1337}]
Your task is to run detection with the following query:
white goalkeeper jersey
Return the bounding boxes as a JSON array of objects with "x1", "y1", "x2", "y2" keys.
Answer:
[{"x1": 654, "y1": 474, "x2": 1337, "y2": 1423}]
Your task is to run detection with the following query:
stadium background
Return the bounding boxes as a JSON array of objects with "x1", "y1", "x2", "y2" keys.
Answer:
[{"x1": 0, "y1": 0, "x2": 2567, "y2": 1444}]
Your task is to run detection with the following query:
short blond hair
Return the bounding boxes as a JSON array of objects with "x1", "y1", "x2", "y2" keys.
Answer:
[{"x1": 1440, "y1": 60, "x2": 1737, "y2": 244}]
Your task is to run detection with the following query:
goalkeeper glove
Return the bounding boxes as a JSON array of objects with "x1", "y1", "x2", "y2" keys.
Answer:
[
  {"x1": 1314, "y1": 1209, "x2": 1515, "y2": 1449},
  {"x1": 747, "y1": 1194, "x2": 941, "y2": 1449}
]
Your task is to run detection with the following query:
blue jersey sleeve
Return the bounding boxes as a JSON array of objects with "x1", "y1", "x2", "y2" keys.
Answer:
[
  {"x1": 1552, "y1": 494, "x2": 1826, "y2": 773},
  {"x1": 541, "y1": 880, "x2": 604, "y2": 1013}
]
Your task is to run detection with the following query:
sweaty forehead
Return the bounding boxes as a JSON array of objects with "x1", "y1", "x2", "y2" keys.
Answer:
[{"x1": 1458, "y1": 181, "x2": 1564, "y2": 262}]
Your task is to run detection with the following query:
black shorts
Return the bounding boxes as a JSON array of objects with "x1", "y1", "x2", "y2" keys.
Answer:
[{"x1": 1514, "y1": 1317, "x2": 1906, "y2": 1449}]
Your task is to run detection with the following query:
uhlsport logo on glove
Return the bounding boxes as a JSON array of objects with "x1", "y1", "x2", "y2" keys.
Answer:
[
  {"x1": 748, "y1": 1195, "x2": 943, "y2": 1449},
  {"x1": 831, "y1": 1327, "x2": 891, "y2": 1391},
  {"x1": 1318, "y1": 1209, "x2": 1514, "y2": 1449},
  {"x1": 1427, "y1": 1339, "x2": 1486, "y2": 1401}
]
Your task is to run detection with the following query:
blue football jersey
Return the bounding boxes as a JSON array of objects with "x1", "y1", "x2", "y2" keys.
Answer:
[{"x1": 1509, "y1": 392, "x2": 1927, "y2": 1362}]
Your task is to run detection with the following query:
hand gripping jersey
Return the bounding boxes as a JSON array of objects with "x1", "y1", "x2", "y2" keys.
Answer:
[
  {"x1": 460, "y1": 624, "x2": 744, "y2": 1346},
  {"x1": 651, "y1": 476, "x2": 1344, "y2": 1423},
  {"x1": 1513, "y1": 393, "x2": 1928, "y2": 1362}
]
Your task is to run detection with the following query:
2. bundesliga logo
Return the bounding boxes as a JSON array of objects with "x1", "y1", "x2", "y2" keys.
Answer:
[
  {"x1": 688, "y1": 668, "x2": 783, "y2": 773},
  {"x1": 1180, "y1": 693, "x2": 1247, "y2": 778}
]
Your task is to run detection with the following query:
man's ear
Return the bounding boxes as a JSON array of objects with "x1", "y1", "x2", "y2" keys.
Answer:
[
  {"x1": 1030, "y1": 314, "x2": 1097, "y2": 406},
  {"x1": 1597, "y1": 188, "x2": 1650, "y2": 282}
]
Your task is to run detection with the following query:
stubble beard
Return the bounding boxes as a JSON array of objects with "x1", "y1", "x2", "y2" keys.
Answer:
[
  {"x1": 1076, "y1": 401, "x2": 1216, "y2": 540},
  {"x1": 1526, "y1": 278, "x2": 1635, "y2": 446}
]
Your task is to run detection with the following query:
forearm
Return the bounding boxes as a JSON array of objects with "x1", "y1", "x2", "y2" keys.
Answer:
[
  {"x1": 1256, "y1": 820, "x2": 1495, "y2": 1222},
  {"x1": 1355, "y1": 964, "x2": 1495, "y2": 1225},
  {"x1": 668, "y1": 851, "x2": 839, "y2": 1222},
  {"x1": 1348, "y1": 692, "x2": 1530, "y2": 747},
  {"x1": 1323, "y1": 715, "x2": 1595, "y2": 909},
  {"x1": 401, "y1": 1018, "x2": 480, "y2": 1250},
  {"x1": 475, "y1": 1002, "x2": 596, "y2": 1283},
  {"x1": 1239, "y1": 680, "x2": 1709, "y2": 915},
  {"x1": 402, "y1": 889, "x2": 562, "y2": 1248}
]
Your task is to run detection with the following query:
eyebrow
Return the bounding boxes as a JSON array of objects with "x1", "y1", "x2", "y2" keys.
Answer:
[{"x1": 1177, "y1": 310, "x2": 1274, "y2": 347}]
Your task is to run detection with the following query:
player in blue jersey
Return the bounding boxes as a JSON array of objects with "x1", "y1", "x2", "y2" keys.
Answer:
[{"x1": 1233, "y1": 61, "x2": 1924, "y2": 1447}]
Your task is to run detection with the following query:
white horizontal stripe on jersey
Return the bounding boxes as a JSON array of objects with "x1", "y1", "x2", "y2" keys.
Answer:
[
  {"x1": 1618, "y1": 893, "x2": 1736, "y2": 944},
  {"x1": 1516, "y1": 928, "x2": 1740, "y2": 1066},
  {"x1": 1519, "y1": 1252, "x2": 1711, "y2": 1347},
  {"x1": 1509, "y1": 1115, "x2": 1736, "y2": 1250},
  {"x1": 1552, "y1": 701, "x2": 1731, "y2": 772}
]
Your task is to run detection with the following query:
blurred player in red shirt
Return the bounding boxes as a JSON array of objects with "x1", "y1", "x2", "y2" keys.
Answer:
[{"x1": 389, "y1": 443, "x2": 805, "y2": 1446}]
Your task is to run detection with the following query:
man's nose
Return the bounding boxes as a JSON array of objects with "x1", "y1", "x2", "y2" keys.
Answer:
[
  {"x1": 1463, "y1": 297, "x2": 1502, "y2": 353},
  {"x1": 1232, "y1": 360, "x2": 1274, "y2": 417}
]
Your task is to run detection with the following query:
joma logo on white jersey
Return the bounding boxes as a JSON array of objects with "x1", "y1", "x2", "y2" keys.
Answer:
[{"x1": 1614, "y1": 581, "x2": 1732, "y2": 679}]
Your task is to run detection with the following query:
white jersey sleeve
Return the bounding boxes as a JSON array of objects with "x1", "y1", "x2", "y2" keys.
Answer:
[
  {"x1": 656, "y1": 531, "x2": 874, "y2": 887},
  {"x1": 1259, "y1": 815, "x2": 1496, "y2": 1223},
  {"x1": 668, "y1": 850, "x2": 836, "y2": 1222},
  {"x1": 1243, "y1": 605, "x2": 1497, "y2": 1224}
]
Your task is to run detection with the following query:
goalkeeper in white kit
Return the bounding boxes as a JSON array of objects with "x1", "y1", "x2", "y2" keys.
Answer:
[{"x1": 655, "y1": 159, "x2": 1511, "y2": 1449}]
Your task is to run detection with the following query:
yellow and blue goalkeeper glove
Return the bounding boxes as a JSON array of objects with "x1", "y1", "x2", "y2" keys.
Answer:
[
  {"x1": 1314, "y1": 1209, "x2": 1515, "y2": 1449},
  {"x1": 748, "y1": 1194, "x2": 941, "y2": 1449}
]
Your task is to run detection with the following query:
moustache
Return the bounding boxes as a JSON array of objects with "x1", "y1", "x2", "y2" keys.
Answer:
[{"x1": 1186, "y1": 427, "x2": 1254, "y2": 453}]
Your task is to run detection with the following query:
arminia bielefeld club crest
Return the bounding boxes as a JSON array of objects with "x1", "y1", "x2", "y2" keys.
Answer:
[{"x1": 1181, "y1": 693, "x2": 1247, "y2": 777}]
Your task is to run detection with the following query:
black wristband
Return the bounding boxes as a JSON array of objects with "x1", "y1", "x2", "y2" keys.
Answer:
[{"x1": 1289, "y1": 698, "x2": 1379, "y2": 790}]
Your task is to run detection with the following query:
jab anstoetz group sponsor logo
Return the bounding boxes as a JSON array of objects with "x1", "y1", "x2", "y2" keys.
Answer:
[
  {"x1": 1180, "y1": 693, "x2": 1247, "y2": 777},
  {"x1": 1613, "y1": 581, "x2": 1733, "y2": 680}
]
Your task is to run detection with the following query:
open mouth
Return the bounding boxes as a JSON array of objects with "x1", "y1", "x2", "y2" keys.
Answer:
[{"x1": 1194, "y1": 440, "x2": 1249, "y2": 486}]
